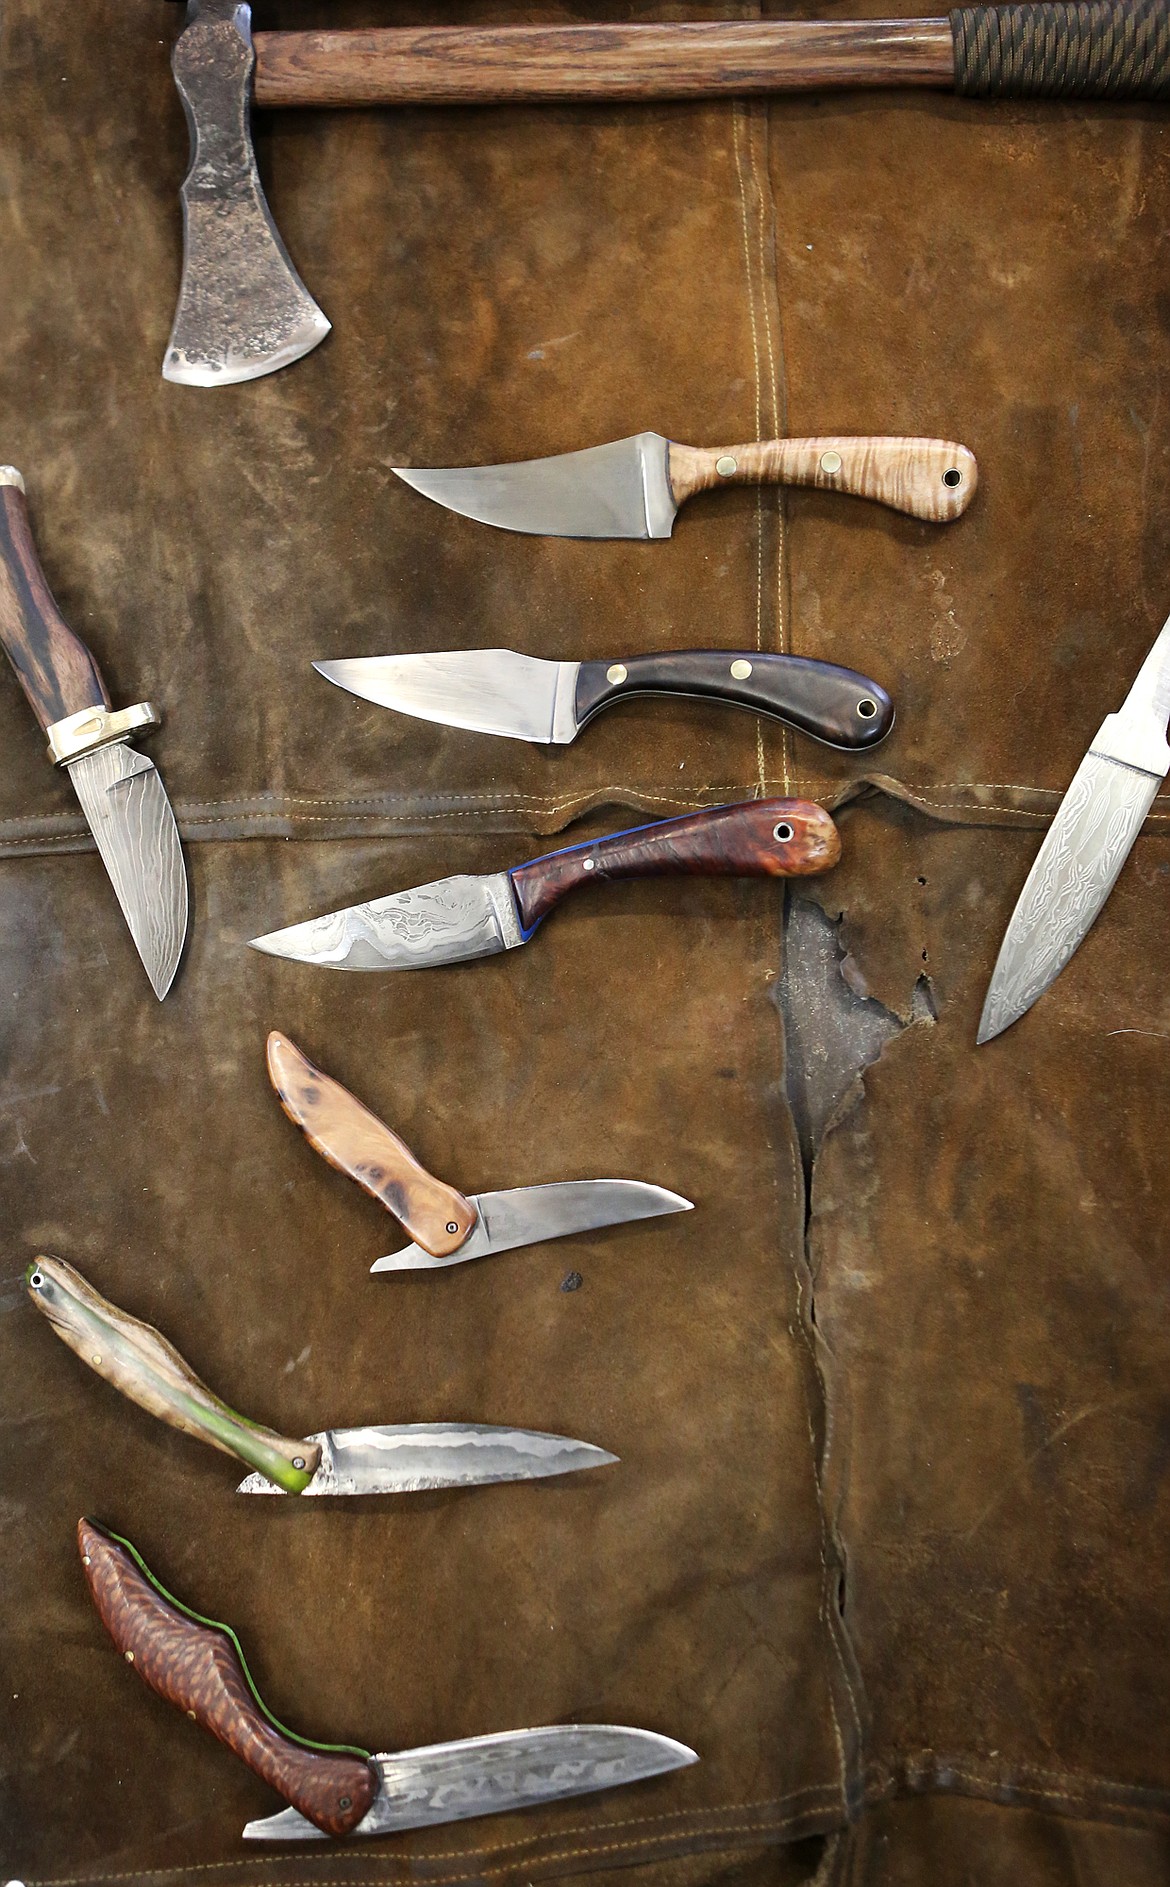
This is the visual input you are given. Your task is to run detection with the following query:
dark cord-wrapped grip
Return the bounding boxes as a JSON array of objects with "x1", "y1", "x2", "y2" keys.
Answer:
[{"x1": 952, "y1": 1, "x2": 1170, "y2": 95}]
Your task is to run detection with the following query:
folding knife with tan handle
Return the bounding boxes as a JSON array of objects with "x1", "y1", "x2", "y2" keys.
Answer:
[
  {"x1": 79, "y1": 1520, "x2": 697, "y2": 1841},
  {"x1": 267, "y1": 1030, "x2": 692, "y2": 1271},
  {"x1": 28, "y1": 1257, "x2": 615, "y2": 1495}
]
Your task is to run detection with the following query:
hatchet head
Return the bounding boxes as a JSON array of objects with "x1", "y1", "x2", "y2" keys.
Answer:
[{"x1": 164, "y1": 0, "x2": 330, "y2": 385}]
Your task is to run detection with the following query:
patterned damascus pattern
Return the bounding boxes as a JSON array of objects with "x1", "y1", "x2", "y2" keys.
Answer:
[{"x1": 978, "y1": 752, "x2": 1160, "y2": 1040}]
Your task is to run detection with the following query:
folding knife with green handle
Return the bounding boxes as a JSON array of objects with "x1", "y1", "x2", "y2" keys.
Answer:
[
  {"x1": 27, "y1": 1257, "x2": 615, "y2": 1495},
  {"x1": 79, "y1": 1520, "x2": 697, "y2": 1841}
]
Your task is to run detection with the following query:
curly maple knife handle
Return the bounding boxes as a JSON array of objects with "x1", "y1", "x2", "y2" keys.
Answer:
[
  {"x1": 667, "y1": 438, "x2": 977, "y2": 523},
  {"x1": 0, "y1": 469, "x2": 109, "y2": 734},
  {"x1": 78, "y1": 1520, "x2": 377, "y2": 1838},
  {"x1": 510, "y1": 798, "x2": 840, "y2": 933},
  {"x1": 26, "y1": 1256, "x2": 319, "y2": 1494},
  {"x1": 266, "y1": 1031, "x2": 478, "y2": 1258}
]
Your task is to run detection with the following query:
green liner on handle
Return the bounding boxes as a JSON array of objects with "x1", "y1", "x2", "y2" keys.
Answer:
[{"x1": 27, "y1": 1257, "x2": 318, "y2": 1494}]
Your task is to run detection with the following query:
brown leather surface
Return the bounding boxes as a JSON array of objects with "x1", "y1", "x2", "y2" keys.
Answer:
[{"x1": 1, "y1": 0, "x2": 1168, "y2": 1884}]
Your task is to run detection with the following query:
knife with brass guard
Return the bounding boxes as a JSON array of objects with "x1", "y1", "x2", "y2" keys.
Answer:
[
  {"x1": 0, "y1": 469, "x2": 188, "y2": 997},
  {"x1": 249, "y1": 797, "x2": 841, "y2": 973},
  {"x1": 315, "y1": 647, "x2": 894, "y2": 751},
  {"x1": 267, "y1": 1030, "x2": 692, "y2": 1269},
  {"x1": 28, "y1": 1257, "x2": 615, "y2": 1495},
  {"x1": 393, "y1": 432, "x2": 977, "y2": 538},
  {"x1": 79, "y1": 1521, "x2": 697, "y2": 1841}
]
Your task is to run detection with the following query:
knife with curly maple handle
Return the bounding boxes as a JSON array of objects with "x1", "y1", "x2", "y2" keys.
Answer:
[{"x1": 79, "y1": 1520, "x2": 697, "y2": 1842}]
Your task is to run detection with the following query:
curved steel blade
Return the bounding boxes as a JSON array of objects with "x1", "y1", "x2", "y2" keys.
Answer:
[
  {"x1": 236, "y1": 1422, "x2": 617, "y2": 1495},
  {"x1": 315, "y1": 650, "x2": 581, "y2": 745},
  {"x1": 243, "y1": 1724, "x2": 698, "y2": 1839},
  {"x1": 373, "y1": 1180, "x2": 693, "y2": 1270},
  {"x1": 248, "y1": 872, "x2": 524, "y2": 971},
  {"x1": 978, "y1": 750, "x2": 1161, "y2": 1042},
  {"x1": 66, "y1": 744, "x2": 188, "y2": 999},
  {"x1": 393, "y1": 434, "x2": 676, "y2": 539}
]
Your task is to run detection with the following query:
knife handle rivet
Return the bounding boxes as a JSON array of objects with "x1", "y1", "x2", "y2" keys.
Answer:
[
  {"x1": 92, "y1": 1354, "x2": 102, "y2": 1367},
  {"x1": 606, "y1": 664, "x2": 627, "y2": 686},
  {"x1": 82, "y1": 1556, "x2": 91, "y2": 1567},
  {"x1": 292, "y1": 1456, "x2": 306, "y2": 1470},
  {"x1": 730, "y1": 659, "x2": 753, "y2": 681},
  {"x1": 857, "y1": 698, "x2": 878, "y2": 719},
  {"x1": 446, "y1": 1222, "x2": 460, "y2": 1235},
  {"x1": 124, "y1": 1651, "x2": 135, "y2": 1663},
  {"x1": 29, "y1": 1270, "x2": 43, "y2": 1289},
  {"x1": 715, "y1": 455, "x2": 738, "y2": 476},
  {"x1": 943, "y1": 467, "x2": 963, "y2": 487},
  {"x1": 339, "y1": 1796, "x2": 352, "y2": 1811},
  {"x1": 187, "y1": 1710, "x2": 197, "y2": 1720},
  {"x1": 583, "y1": 858, "x2": 596, "y2": 871},
  {"x1": 773, "y1": 822, "x2": 794, "y2": 843},
  {"x1": 820, "y1": 450, "x2": 843, "y2": 475}
]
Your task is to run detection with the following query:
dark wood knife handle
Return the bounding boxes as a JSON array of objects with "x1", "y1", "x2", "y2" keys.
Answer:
[
  {"x1": 574, "y1": 652, "x2": 894, "y2": 751},
  {"x1": 78, "y1": 1520, "x2": 377, "y2": 1839},
  {"x1": 0, "y1": 473, "x2": 109, "y2": 734},
  {"x1": 267, "y1": 1031, "x2": 478, "y2": 1257},
  {"x1": 510, "y1": 798, "x2": 840, "y2": 933}
]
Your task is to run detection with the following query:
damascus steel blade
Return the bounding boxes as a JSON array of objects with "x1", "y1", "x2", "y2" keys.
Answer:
[
  {"x1": 977, "y1": 752, "x2": 1161, "y2": 1042},
  {"x1": 373, "y1": 1179, "x2": 693, "y2": 1270},
  {"x1": 393, "y1": 433, "x2": 677, "y2": 540},
  {"x1": 66, "y1": 744, "x2": 188, "y2": 999},
  {"x1": 235, "y1": 1422, "x2": 618, "y2": 1494},
  {"x1": 248, "y1": 871, "x2": 525, "y2": 970},
  {"x1": 243, "y1": 1724, "x2": 698, "y2": 1839},
  {"x1": 315, "y1": 649, "x2": 582, "y2": 744}
]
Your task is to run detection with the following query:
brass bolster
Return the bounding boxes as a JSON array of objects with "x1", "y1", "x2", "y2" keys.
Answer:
[{"x1": 46, "y1": 702, "x2": 160, "y2": 766}]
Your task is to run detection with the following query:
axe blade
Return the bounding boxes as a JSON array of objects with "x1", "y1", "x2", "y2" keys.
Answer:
[{"x1": 165, "y1": 0, "x2": 330, "y2": 386}]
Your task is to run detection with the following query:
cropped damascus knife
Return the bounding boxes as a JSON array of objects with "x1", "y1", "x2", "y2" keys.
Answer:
[
  {"x1": 250, "y1": 797, "x2": 841, "y2": 972},
  {"x1": 79, "y1": 1520, "x2": 696, "y2": 1841},
  {"x1": 315, "y1": 647, "x2": 894, "y2": 751},
  {"x1": 0, "y1": 470, "x2": 187, "y2": 997},
  {"x1": 393, "y1": 433, "x2": 977, "y2": 536},
  {"x1": 28, "y1": 1257, "x2": 615, "y2": 1494},
  {"x1": 267, "y1": 1030, "x2": 691, "y2": 1270},
  {"x1": 978, "y1": 611, "x2": 1170, "y2": 1043}
]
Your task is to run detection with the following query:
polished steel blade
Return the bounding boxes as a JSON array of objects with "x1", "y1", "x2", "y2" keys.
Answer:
[
  {"x1": 315, "y1": 650, "x2": 581, "y2": 745},
  {"x1": 236, "y1": 1423, "x2": 617, "y2": 1495},
  {"x1": 393, "y1": 433, "x2": 677, "y2": 540},
  {"x1": 66, "y1": 744, "x2": 188, "y2": 999},
  {"x1": 243, "y1": 1724, "x2": 698, "y2": 1840},
  {"x1": 373, "y1": 1180, "x2": 693, "y2": 1270},
  {"x1": 248, "y1": 871, "x2": 524, "y2": 971},
  {"x1": 977, "y1": 751, "x2": 1161, "y2": 1042}
]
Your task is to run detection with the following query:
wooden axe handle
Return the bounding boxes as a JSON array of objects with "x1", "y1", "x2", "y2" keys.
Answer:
[
  {"x1": 251, "y1": 6, "x2": 1170, "y2": 108},
  {"x1": 253, "y1": 20, "x2": 955, "y2": 106}
]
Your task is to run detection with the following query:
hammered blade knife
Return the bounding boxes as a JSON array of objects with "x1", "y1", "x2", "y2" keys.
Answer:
[
  {"x1": 28, "y1": 1257, "x2": 615, "y2": 1495},
  {"x1": 267, "y1": 1030, "x2": 692, "y2": 1269},
  {"x1": 314, "y1": 647, "x2": 894, "y2": 750},
  {"x1": 249, "y1": 798, "x2": 841, "y2": 973},
  {"x1": 393, "y1": 433, "x2": 977, "y2": 536},
  {"x1": 0, "y1": 469, "x2": 188, "y2": 997},
  {"x1": 978, "y1": 611, "x2": 1170, "y2": 1043},
  {"x1": 79, "y1": 1521, "x2": 697, "y2": 1841}
]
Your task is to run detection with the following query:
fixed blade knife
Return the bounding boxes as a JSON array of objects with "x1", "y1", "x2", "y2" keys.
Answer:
[
  {"x1": 28, "y1": 1256, "x2": 615, "y2": 1494},
  {"x1": 79, "y1": 1520, "x2": 697, "y2": 1841},
  {"x1": 0, "y1": 469, "x2": 188, "y2": 997},
  {"x1": 978, "y1": 611, "x2": 1170, "y2": 1043},
  {"x1": 267, "y1": 1030, "x2": 692, "y2": 1269},
  {"x1": 249, "y1": 797, "x2": 841, "y2": 973},
  {"x1": 393, "y1": 433, "x2": 977, "y2": 537},
  {"x1": 315, "y1": 647, "x2": 895, "y2": 751}
]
